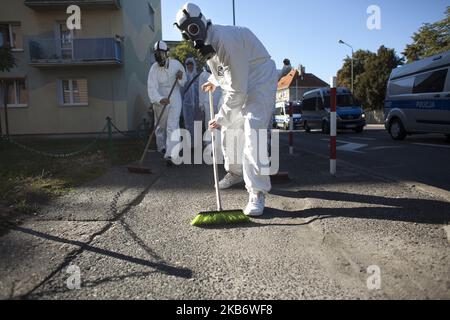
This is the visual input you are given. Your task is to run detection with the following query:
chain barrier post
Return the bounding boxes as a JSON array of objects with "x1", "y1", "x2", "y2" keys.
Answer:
[
  {"x1": 330, "y1": 76, "x2": 337, "y2": 176},
  {"x1": 289, "y1": 103, "x2": 294, "y2": 155},
  {"x1": 106, "y1": 117, "x2": 113, "y2": 160}
]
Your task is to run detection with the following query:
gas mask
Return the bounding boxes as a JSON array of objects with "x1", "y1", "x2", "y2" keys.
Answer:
[
  {"x1": 154, "y1": 50, "x2": 168, "y2": 67},
  {"x1": 175, "y1": 9, "x2": 216, "y2": 60}
]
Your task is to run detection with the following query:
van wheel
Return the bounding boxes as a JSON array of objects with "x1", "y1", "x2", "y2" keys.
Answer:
[
  {"x1": 389, "y1": 118, "x2": 407, "y2": 141},
  {"x1": 322, "y1": 121, "x2": 330, "y2": 134},
  {"x1": 354, "y1": 126, "x2": 364, "y2": 133},
  {"x1": 283, "y1": 123, "x2": 289, "y2": 131},
  {"x1": 304, "y1": 121, "x2": 311, "y2": 133}
]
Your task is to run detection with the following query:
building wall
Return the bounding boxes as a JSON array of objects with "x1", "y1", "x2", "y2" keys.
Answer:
[
  {"x1": 120, "y1": 0, "x2": 162, "y2": 131},
  {"x1": 0, "y1": 0, "x2": 162, "y2": 135}
]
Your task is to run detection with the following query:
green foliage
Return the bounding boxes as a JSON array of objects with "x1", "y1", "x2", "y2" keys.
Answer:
[
  {"x1": 170, "y1": 40, "x2": 206, "y2": 71},
  {"x1": 0, "y1": 46, "x2": 16, "y2": 72},
  {"x1": 337, "y1": 46, "x2": 403, "y2": 110},
  {"x1": 403, "y1": 7, "x2": 450, "y2": 62},
  {"x1": 337, "y1": 50, "x2": 376, "y2": 90},
  {"x1": 0, "y1": 137, "x2": 143, "y2": 233}
]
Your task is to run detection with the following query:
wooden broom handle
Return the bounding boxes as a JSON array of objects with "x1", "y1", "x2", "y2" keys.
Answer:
[{"x1": 209, "y1": 91, "x2": 223, "y2": 211}]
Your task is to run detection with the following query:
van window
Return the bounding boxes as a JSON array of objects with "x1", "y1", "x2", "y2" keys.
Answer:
[
  {"x1": 390, "y1": 77, "x2": 414, "y2": 95},
  {"x1": 413, "y1": 69, "x2": 448, "y2": 94},
  {"x1": 275, "y1": 107, "x2": 284, "y2": 116}
]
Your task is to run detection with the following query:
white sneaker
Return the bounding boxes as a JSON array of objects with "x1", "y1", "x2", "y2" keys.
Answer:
[
  {"x1": 244, "y1": 192, "x2": 265, "y2": 217},
  {"x1": 219, "y1": 173, "x2": 244, "y2": 190}
]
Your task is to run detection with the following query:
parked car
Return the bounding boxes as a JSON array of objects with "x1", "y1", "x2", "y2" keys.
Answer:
[
  {"x1": 301, "y1": 87, "x2": 366, "y2": 133},
  {"x1": 385, "y1": 50, "x2": 450, "y2": 141},
  {"x1": 273, "y1": 102, "x2": 303, "y2": 130}
]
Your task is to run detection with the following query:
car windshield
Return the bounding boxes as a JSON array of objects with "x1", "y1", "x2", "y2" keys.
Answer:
[{"x1": 323, "y1": 94, "x2": 360, "y2": 107}]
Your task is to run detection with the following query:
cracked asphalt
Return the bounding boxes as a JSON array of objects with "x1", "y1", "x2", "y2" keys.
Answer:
[{"x1": 1, "y1": 133, "x2": 449, "y2": 300}]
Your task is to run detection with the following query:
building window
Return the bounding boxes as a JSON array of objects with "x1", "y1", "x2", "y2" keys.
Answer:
[
  {"x1": 148, "y1": 4, "x2": 155, "y2": 31},
  {"x1": 0, "y1": 23, "x2": 23, "y2": 50},
  {"x1": 0, "y1": 79, "x2": 28, "y2": 108},
  {"x1": 59, "y1": 79, "x2": 88, "y2": 106}
]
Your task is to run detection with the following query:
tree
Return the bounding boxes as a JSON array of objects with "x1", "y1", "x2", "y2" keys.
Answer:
[
  {"x1": 337, "y1": 50, "x2": 376, "y2": 91},
  {"x1": 337, "y1": 46, "x2": 403, "y2": 110},
  {"x1": 403, "y1": 7, "x2": 450, "y2": 62},
  {"x1": 0, "y1": 46, "x2": 16, "y2": 137},
  {"x1": 170, "y1": 40, "x2": 206, "y2": 72}
]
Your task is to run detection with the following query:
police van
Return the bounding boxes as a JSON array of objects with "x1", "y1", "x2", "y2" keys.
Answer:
[
  {"x1": 301, "y1": 88, "x2": 366, "y2": 133},
  {"x1": 273, "y1": 101, "x2": 303, "y2": 130},
  {"x1": 385, "y1": 50, "x2": 450, "y2": 140}
]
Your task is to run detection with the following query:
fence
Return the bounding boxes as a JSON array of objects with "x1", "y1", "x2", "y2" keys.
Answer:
[
  {"x1": 0, "y1": 117, "x2": 150, "y2": 159},
  {"x1": 365, "y1": 110, "x2": 385, "y2": 125}
]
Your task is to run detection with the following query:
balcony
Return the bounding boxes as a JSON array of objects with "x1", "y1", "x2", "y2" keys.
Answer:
[
  {"x1": 24, "y1": 0, "x2": 121, "y2": 9},
  {"x1": 29, "y1": 38, "x2": 123, "y2": 67}
]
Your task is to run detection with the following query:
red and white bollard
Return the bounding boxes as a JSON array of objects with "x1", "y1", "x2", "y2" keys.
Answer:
[
  {"x1": 330, "y1": 77, "x2": 337, "y2": 176},
  {"x1": 289, "y1": 103, "x2": 294, "y2": 155}
]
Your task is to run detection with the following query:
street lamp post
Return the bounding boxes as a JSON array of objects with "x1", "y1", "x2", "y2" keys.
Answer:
[
  {"x1": 232, "y1": 0, "x2": 236, "y2": 26},
  {"x1": 339, "y1": 40, "x2": 354, "y2": 93}
]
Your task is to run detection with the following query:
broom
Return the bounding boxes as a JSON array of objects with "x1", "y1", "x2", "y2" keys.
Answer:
[
  {"x1": 191, "y1": 91, "x2": 250, "y2": 227},
  {"x1": 127, "y1": 78, "x2": 179, "y2": 174}
]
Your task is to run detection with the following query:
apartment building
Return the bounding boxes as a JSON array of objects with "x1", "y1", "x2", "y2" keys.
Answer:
[{"x1": 0, "y1": 0, "x2": 161, "y2": 135}]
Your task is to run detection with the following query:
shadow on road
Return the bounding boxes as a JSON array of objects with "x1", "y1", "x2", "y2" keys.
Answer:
[
  {"x1": 269, "y1": 189, "x2": 450, "y2": 225},
  {"x1": 25, "y1": 271, "x2": 158, "y2": 299},
  {"x1": 12, "y1": 226, "x2": 193, "y2": 279}
]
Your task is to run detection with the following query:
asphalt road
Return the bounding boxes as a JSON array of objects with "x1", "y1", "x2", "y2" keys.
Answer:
[
  {"x1": 279, "y1": 125, "x2": 450, "y2": 192},
  {"x1": 1, "y1": 127, "x2": 449, "y2": 300}
]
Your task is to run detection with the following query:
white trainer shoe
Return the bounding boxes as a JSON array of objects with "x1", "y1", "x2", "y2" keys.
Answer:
[
  {"x1": 219, "y1": 173, "x2": 244, "y2": 190},
  {"x1": 244, "y1": 192, "x2": 265, "y2": 217}
]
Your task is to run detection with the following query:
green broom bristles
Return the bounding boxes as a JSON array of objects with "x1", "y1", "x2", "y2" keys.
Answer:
[{"x1": 191, "y1": 210, "x2": 250, "y2": 227}]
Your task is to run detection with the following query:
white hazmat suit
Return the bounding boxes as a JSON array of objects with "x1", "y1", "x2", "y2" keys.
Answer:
[
  {"x1": 182, "y1": 58, "x2": 200, "y2": 143},
  {"x1": 206, "y1": 24, "x2": 278, "y2": 194},
  {"x1": 199, "y1": 69, "x2": 222, "y2": 129},
  {"x1": 147, "y1": 58, "x2": 187, "y2": 160}
]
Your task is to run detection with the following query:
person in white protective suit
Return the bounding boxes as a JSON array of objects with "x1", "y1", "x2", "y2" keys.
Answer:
[
  {"x1": 147, "y1": 40, "x2": 187, "y2": 166},
  {"x1": 175, "y1": 3, "x2": 278, "y2": 217},
  {"x1": 182, "y1": 57, "x2": 200, "y2": 145},
  {"x1": 198, "y1": 65, "x2": 222, "y2": 130}
]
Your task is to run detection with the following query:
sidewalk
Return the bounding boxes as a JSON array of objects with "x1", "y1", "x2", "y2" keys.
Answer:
[{"x1": 1, "y1": 145, "x2": 449, "y2": 300}]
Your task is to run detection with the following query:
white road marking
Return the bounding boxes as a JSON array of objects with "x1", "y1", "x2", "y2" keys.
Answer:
[
  {"x1": 367, "y1": 146, "x2": 403, "y2": 151},
  {"x1": 349, "y1": 137, "x2": 377, "y2": 141},
  {"x1": 413, "y1": 143, "x2": 450, "y2": 149},
  {"x1": 337, "y1": 140, "x2": 368, "y2": 153},
  {"x1": 322, "y1": 139, "x2": 368, "y2": 153}
]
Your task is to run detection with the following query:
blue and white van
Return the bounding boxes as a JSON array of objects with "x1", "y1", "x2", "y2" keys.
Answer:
[
  {"x1": 301, "y1": 88, "x2": 366, "y2": 133},
  {"x1": 273, "y1": 102, "x2": 303, "y2": 130},
  {"x1": 385, "y1": 50, "x2": 450, "y2": 140}
]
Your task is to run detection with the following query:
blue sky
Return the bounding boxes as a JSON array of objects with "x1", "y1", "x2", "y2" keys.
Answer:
[{"x1": 162, "y1": 0, "x2": 448, "y2": 84}]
